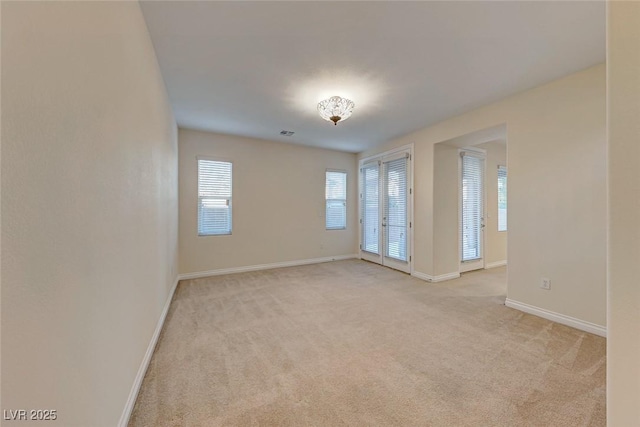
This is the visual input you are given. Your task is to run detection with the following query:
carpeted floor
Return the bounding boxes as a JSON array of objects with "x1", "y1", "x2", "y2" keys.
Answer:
[{"x1": 129, "y1": 259, "x2": 605, "y2": 426}]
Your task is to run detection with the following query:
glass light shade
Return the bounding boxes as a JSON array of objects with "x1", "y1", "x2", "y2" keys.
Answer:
[{"x1": 317, "y1": 96, "x2": 355, "y2": 125}]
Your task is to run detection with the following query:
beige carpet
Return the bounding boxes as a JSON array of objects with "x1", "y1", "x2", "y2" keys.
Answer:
[{"x1": 129, "y1": 260, "x2": 605, "y2": 426}]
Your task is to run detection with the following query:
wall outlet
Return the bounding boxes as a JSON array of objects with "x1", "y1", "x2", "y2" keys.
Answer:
[{"x1": 540, "y1": 278, "x2": 551, "y2": 290}]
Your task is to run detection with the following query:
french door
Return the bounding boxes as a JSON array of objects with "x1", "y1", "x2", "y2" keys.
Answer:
[
  {"x1": 460, "y1": 151, "x2": 485, "y2": 272},
  {"x1": 360, "y1": 150, "x2": 412, "y2": 273}
]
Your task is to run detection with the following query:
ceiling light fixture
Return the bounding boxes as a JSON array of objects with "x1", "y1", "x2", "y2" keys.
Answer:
[{"x1": 317, "y1": 96, "x2": 355, "y2": 125}]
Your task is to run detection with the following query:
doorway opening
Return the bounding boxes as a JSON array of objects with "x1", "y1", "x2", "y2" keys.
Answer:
[{"x1": 433, "y1": 124, "x2": 508, "y2": 279}]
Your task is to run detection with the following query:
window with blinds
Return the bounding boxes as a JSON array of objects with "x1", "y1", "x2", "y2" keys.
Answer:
[
  {"x1": 461, "y1": 153, "x2": 483, "y2": 261},
  {"x1": 497, "y1": 165, "x2": 507, "y2": 231},
  {"x1": 384, "y1": 157, "x2": 408, "y2": 261},
  {"x1": 198, "y1": 159, "x2": 232, "y2": 236},
  {"x1": 326, "y1": 170, "x2": 347, "y2": 230}
]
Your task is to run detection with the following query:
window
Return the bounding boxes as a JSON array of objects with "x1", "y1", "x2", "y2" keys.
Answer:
[
  {"x1": 198, "y1": 159, "x2": 232, "y2": 235},
  {"x1": 497, "y1": 165, "x2": 507, "y2": 231},
  {"x1": 326, "y1": 170, "x2": 347, "y2": 230}
]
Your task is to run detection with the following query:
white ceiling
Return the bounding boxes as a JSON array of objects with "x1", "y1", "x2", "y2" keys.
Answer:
[{"x1": 140, "y1": 1, "x2": 605, "y2": 153}]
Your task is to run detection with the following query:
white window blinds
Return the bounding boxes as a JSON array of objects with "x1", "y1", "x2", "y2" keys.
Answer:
[
  {"x1": 384, "y1": 157, "x2": 408, "y2": 261},
  {"x1": 198, "y1": 159, "x2": 232, "y2": 235},
  {"x1": 461, "y1": 153, "x2": 483, "y2": 261},
  {"x1": 362, "y1": 163, "x2": 380, "y2": 253},
  {"x1": 326, "y1": 170, "x2": 347, "y2": 230},
  {"x1": 497, "y1": 165, "x2": 507, "y2": 231}
]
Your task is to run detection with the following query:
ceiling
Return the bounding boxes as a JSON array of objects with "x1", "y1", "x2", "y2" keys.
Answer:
[{"x1": 139, "y1": 1, "x2": 605, "y2": 153}]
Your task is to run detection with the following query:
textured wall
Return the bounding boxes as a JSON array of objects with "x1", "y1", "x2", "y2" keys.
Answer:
[{"x1": 1, "y1": 2, "x2": 178, "y2": 426}]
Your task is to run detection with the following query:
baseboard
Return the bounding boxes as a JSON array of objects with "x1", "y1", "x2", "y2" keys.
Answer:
[
  {"x1": 118, "y1": 276, "x2": 180, "y2": 427},
  {"x1": 485, "y1": 260, "x2": 507, "y2": 269},
  {"x1": 178, "y1": 254, "x2": 359, "y2": 281},
  {"x1": 412, "y1": 270, "x2": 461, "y2": 283},
  {"x1": 505, "y1": 298, "x2": 607, "y2": 337},
  {"x1": 411, "y1": 271, "x2": 432, "y2": 282}
]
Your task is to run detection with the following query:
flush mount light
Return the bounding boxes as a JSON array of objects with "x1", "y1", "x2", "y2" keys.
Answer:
[{"x1": 317, "y1": 96, "x2": 355, "y2": 125}]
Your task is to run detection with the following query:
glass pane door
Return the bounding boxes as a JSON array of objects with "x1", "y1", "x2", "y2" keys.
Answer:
[
  {"x1": 359, "y1": 150, "x2": 411, "y2": 273},
  {"x1": 362, "y1": 163, "x2": 380, "y2": 255},
  {"x1": 460, "y1": 152, "x2": 484, "y2": 272},
  {"x1": 384, "y1": 157, "x2": 408, "y2": 262}
]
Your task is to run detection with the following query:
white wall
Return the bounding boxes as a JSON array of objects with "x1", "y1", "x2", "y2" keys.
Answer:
[
  {"x1": 1, "y1": 3, "x2": 178, "y2": 426},
  {"x1": 360, "y1": 64, "x2": 606, "y2": 328},
  {"x1": 179, "y1": 129, "x2": 358, "y2": 275},
  {"x1": 607, "y1": 1, "x2": 640, "y2": 424},
  {"x1": 433, "y1": 143, "x2": 459, "y2": 276}
]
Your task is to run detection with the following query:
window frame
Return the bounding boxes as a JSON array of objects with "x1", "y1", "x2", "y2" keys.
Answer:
[
  {"x1": 325, "y1": 169, "x2": 347, "y2": 230},
  {"x1": 197, "y1": 156, "x2": 233, "y2": 236}
]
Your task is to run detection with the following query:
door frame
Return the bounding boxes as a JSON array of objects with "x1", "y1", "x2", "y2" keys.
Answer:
[
  {"x1": 458, "y1": 147, "x2": 486, "y2": 273},
  {"x1": 358, "y1": 143, "x2": 414, "y2": 274}
]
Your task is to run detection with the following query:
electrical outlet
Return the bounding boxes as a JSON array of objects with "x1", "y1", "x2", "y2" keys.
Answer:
[{"x1": 540, "y1": 278, "x2": 551, "y2": 290}]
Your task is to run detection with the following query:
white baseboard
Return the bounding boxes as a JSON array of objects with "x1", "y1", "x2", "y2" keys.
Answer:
[
  {"x1": 505, "y1": 298, "x2": 607, "y2": 337},
  {"x1": 485, "y1": 260, "x2": 507, "y2": 269},
  {"x1": 178, "y1": 254, "x2": 359, "y2": 281},
  {"x1": 118, "y1": 276, "x2": 180, "y2": 427},
  {"x1": 411, "y1": 271, "x2": 432, "y2": 281},
  {"x1": 412, "y1": 270, "x2": 461, "y2": 283}
]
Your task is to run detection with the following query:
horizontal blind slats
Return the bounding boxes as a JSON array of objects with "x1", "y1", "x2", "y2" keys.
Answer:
[
  {"x1": 198, "y1": 160, "x2": 232, "y2": 197},
  {"x1": 461, "y1": 155, "x2": 483, "y2": 261},
  {"x1": 498, "y1": 166, "x2": 507, "y2": 231},
  {"x1": 385, "y1": 157, "x2": 407, "y2": 261},
  {"x1": 326, "y1": 171, "x2": 347, "y2": 229},
  {"x1": 362, "y1": 164, "x2": 379, "y2": 253},
  {"x1": 326, "y1": 171, "x2": 347, "y2": 199},
  {"x1": 198, "y1": 160, "x2": 232, "y2": 235}
]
